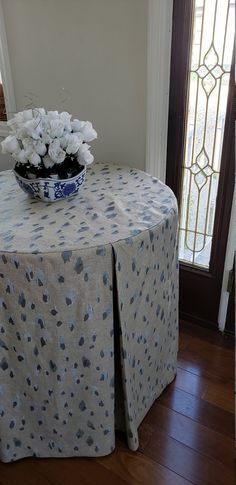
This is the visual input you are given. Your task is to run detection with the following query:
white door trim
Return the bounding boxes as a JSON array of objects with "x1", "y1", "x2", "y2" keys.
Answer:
[
  {"x1": 218, "y1": 172, "x2": 236, "y2": 331},
  {"x1": 146, "y1": 0, "x2": 173, "y2": 182},
  {"x1": 0, "y1": 0, "x2": 16, "y2": 136}
]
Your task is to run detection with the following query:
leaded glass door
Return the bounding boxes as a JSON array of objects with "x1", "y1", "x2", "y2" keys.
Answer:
[{"x1": 167, "y1": 0, "x2": 235, "y2": 328}]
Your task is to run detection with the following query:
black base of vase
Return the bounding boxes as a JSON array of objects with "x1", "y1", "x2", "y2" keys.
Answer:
[{"x1": 14, "y1": 157, "x2": 84, "y2": 180}]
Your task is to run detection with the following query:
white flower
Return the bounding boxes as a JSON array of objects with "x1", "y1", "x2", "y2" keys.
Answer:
[
  {"x1": 28, "y1": 151, "x2": 41, "y2": 167},
  {"x1": 8, "y1": 110, "x2": 35, "y2": 133},
  {"x1": 80, "y1": 121, "x2": 97, "y2": 142},
  {"x1": 65, "y1": 134, "x2": 82, "y2": 155},
  {"x1": 15, "y1": 125, "x2": 28, "y2": 140},
  {"x1": 43, "y1": 155, "x2": 55, "y2": 169},
  {"x1": 48, "y1": 139, "x2": 66, "y2": 164},
  {"x1": 47, "y1": 110, "x2": 59, "y2": 119},
  {"x1": 77, "y1": 143, "x2": 94, "y2": 166},
  {"x1": 14, "y1": 149, "x2": 28, "y2": 164},
  {"x1": 1, "y1": 108, "x2": 97, "y2": 171},
  {"x1": 71, "y1": 119, "x2": 84, "y2": 132},
  {"x1": 48, "y1": 119, "x2": 65, "y2": 139},
  {"x1": 1, "y1": 135, "x2": 20, "y2": 154},
  {"x1": 24, "y1": 118, "x2": 42, "y2": 140},
  {"x1": 49, "y1": 138, "x2": 60, "y2": 151},
  {"x1": 34, "y1": 140, "x2": 47, "y2": 156},
  {"x1": 33, "y1": 107, "x2": 46, "y2": 118},
  {"x1": 22, "y1": 138, "x2": 34, "y2": 157},
  {"x1": 60, "y1": 133, "x2": 83, "y2": 150},
  {"x1": 59, "y1": 134, "x2": 68, "y2": 149},
  {"x1": 41, "y1": 132, "x2": 53, "y2": 145},
  {"x1": 21, "y1": 109, "x2": 34, "y2": 121},
  {"x1": 60, "y1": 111, "x2": 72, "y2": 131}
]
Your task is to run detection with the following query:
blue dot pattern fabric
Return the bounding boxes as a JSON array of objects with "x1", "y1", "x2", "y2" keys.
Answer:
[{"x1": 0, "y1": 162, "x2": 178, "y2": 462}]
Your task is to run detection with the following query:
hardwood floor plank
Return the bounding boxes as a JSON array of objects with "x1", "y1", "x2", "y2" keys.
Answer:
[
  {"x1": 157, "y1": 386, "x2": 234, "y2": 438},
  {"x1": 0, "y1": 460, "x2": 53, "y2": 485},
  {"x1": 97, "y1": 443, "x2": 193, "y2": 485},
  {"x1": 174, "y1": 367, "x2": 234, "y2": 413},
  {"x1": 181, "y1": 340, "x2": 234, "y2": 365},
  {"x1": 178, "y1": 348, "x2": 234, "y2": 381},
  {"x1": 141, "y1": 426, "x2": 234, "y2": 485},
  {"x1": 0, "y1": 456, "x2": 127, "y2": 485},
  {"x1": 175, "y1": 366, "x2": 206, "y2": 397},
  {"x1": 200, "y1": 380, "x2": 234, "y2": 413},
  {"x1": 134, "y1": 422, "x2": 153, "y2": 451},
  {"x1": 180, "y1": 321, "x2": 234, "y2": 350},
  {"x1": 177, "y1": 330, "x2": 228, "y2": 353},
  {"x1": 40, "y1": 457, "x2": 129, "y2": 485},
  {"x1": 180, "y1": 334, "x2": 234, "y2": 361},
  {"x1": 178, "y1": 322, "x2": 235, "y2": 412},
  {"x1": 139, "y1": 402, "x2": 234, "y2": 468}
]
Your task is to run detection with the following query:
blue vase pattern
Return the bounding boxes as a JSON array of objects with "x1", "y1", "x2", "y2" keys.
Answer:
[{"x1": 14, "y1": 168, "x2": 86, "y2": 202}]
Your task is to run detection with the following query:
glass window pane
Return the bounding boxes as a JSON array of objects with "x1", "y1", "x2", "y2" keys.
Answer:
[{"x1": 179, "y1": 0, "x2": 235, "y2": 268}]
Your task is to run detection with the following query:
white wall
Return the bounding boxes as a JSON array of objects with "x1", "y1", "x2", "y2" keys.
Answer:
[{"x1": 0, "y1": 0, "x2": 148, "y2": 171}]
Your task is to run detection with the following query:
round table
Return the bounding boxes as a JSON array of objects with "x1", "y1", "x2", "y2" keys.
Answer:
[{"x1": 0, "y1": 162, "x2": 178, "y2": 462}]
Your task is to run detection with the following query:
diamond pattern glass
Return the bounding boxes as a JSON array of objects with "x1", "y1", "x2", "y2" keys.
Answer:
[
  {"x1": 204, "y1": 45, "x2": 219, "y2": 69},
  {"x1": 179, "y1": 0, "x2": 235, "y2": 268},
  {"x1": 202, "y1": 73, "x2": 217, "y2": 95}
]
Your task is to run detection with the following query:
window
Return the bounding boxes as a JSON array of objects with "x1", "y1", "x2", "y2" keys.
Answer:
[{"x1": 179, "y1": 0, "x2": 235, "y2": 268}]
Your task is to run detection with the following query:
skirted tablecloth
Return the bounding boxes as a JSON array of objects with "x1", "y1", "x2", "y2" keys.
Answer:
[{"x1": 0, "y1": 162, "x2": 178, "y2": 462}]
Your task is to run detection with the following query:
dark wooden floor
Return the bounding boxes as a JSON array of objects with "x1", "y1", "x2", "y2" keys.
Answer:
[{"x1": 0, "y1": 321, "x2": 234, "y2": 485}]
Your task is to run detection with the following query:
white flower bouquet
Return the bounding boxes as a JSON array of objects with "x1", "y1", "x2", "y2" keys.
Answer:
[{"x1": 1, "y1": 108, "x2": 97, "y2": 180}]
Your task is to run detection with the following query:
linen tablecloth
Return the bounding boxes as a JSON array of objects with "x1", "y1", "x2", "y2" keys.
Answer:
[{"x1": 0, "y1": 162, "x2": 178, "y2": 462}]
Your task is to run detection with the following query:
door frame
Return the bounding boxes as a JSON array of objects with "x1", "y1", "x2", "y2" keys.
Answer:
[
  {"x1": 166, "y1": 0, "x2": 235, "y2": 329},
  {"x1": 146, "y1": 0, "x2": 173, "y2": 182},
  {"x1": 218, "y1": 179, "x2": 236, "y2": 331}
]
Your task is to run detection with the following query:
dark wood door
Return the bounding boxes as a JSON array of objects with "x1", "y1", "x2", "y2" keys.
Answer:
[{"x1": 166, "y1": 0, "x2": 235, "y2": 329}]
